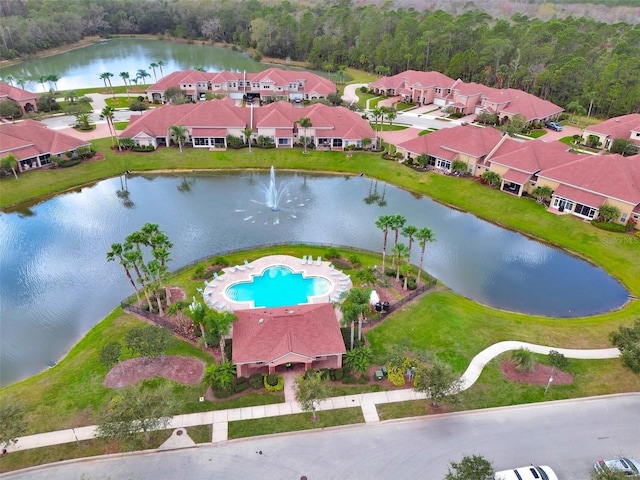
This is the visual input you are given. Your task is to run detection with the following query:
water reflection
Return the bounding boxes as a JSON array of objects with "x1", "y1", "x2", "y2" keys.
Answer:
[{"x1": 0, "y1": 172, "x2": 629, "y2": 386}]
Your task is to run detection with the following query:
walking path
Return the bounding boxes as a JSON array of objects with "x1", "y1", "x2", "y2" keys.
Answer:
[{"x1": 6, "y1": 341, "x2": 620, "y2": 453}]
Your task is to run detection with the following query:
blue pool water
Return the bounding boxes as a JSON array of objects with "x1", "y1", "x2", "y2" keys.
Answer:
[{"x1": 226, "y1": 265, "x2": 332, "y2": 308}]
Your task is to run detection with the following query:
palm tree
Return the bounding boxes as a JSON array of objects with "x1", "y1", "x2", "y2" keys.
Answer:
[
  {"x1": 415, "y1": 227, "x2": 435, "y2": 285},
  {"x1": 99, "y1": 72, "x2": 115, "y2": 97},
  {"x1": 16, "y1": 77, "x2": 26, "y2": 90},
  {"x1": 242, "y1": 126, "x2": 253, "y2": 154},
  {"x1": 124, "y1": 232, "x2": 154, "y2": 311},
  {"x1": 1, "y1": 154, "x2": 19, "y2": 179},
  {"x1": 149, "y1": 62, "x2": 159, "y2": 82},
  {"x1": 38, "y1": 75, "x2": 48, "y2": 92},
  {"x1": 147, "y1": 259, "x2": 166, "y2": 316},
  {"x1": 170, "y1": 125, "x2": 188, "y2": 153},
  {"x1": 391, "y1": 242, "x2": 410, "y2": 282},
  {"x1": 298, "y1": 117, "x2": 312, "y2": 154},
  {"x1": 3, "y1": 75, "x2": 14, "y2": 86},
  {"x1": 340, "y1": 287, "x2": 372, "y2": 348},
  {"x1": 100, "y1": 106, "x2": 117, "y2": 149},
  {"x1": 389, "y1": 214, "x2": 406, "y2": 266},
  {"x1": 136, "y1": 69, "x2": 151, "y2": 85},
  {"x1": 46, "y1": 74, "x2": 60, "y2": 91},
  {"x1": 371, "y1": 106, "x2": 382, "y2": 131},
  {"x1": 106, "y1": 243, "x2": 141, "y2": 303},
  {"x1": 156, "y1": 60, "x2": 166, "y2": 78},
  {"x1": 387, "y1": 109, "x2": 397, "y2": 130},
  {"x1": 119, "y1": 72, "x2": 131, "y2": 99},
  {"x1": 204, "y1": 310, "x2": 237, "y2": 361},
  {"x1": 379, "y1": 106, "x2": 390, "y2": 130},
  {"x1": 401, "y1": 225, "x2": 418, "y2": 260},
  {"x1": 375, "y1": 214, "x2": 394, "y2": 271}
]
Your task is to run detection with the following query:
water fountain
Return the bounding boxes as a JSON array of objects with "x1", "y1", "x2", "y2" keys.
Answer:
[{"x1": 263, "y1": 165, "x2": 287, "y2": 211}]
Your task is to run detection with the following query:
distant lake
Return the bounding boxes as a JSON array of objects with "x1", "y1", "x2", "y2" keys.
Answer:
[
  {"x1": 0, "y1": 172, "x2": 629, "y2": 386},
  {"x1": 0, "y1": 38, "x2": 274, "y2": 92}
]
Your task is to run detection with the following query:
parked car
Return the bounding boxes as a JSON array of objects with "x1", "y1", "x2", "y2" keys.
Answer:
[
  {"x1": 545, "y1": 121, "x2": 563, "y2": 131},
  {"x1": 594, "y1": 457, "x2": 640, "y2": 477},
  {"x1": 494, "y1": 465, "x2": 559, "y2": 480}
]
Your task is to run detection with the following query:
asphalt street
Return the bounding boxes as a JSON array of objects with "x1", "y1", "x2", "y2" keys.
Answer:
[{"x1": 3, "y1": 394, "x2": 638, "y2": 480}]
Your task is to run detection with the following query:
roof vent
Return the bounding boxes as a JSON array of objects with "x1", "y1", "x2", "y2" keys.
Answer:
[{"x1": 258, "y1": 318, "x2": 264, "y2": 324}]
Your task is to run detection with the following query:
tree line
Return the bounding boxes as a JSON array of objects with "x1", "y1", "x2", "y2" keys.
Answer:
[{"x1": 1, "y1": 0, "x2": 639, "y2": 117}]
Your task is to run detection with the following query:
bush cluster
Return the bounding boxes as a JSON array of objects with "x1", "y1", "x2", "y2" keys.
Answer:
[
  {"x1": 249, "y1": 373, "x2": 264, "y2": 389},
  {"x1": 234, "y1": 377, "x2": 249, "y2": 394},
  {"x1": 263, "y1": 374, "x2": 284, "y2": 392},
  {"x1": 591, "y1": 220, "x2": 626, "y2": 233}
]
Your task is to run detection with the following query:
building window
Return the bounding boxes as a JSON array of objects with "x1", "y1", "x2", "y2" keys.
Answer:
[
  {"x1": 332, "y1": 138, "x2": 343, "y2": 147},
  {"x1": 193, "y1": 138, "x2": 210, "y2": 146},
  {"x1": 278, "y1": 138, "x2": 289, "y2": 146},
  {"x1": 620, "y1": 212, "x2": 628, "y2": 223},
  {"x1": 552, "y1": 196, "x2": 574, "y2": 212},
  {"x1": 574, "y1": 203, "x2": 596, "y2": 219},
  {"x1": 436, "y1": 159, "x2": 451, "y2": 170}
]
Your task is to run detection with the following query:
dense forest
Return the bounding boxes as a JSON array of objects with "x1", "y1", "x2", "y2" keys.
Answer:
[{"x1": 1, "y1": 0, "x2": 639, "y2": 117}]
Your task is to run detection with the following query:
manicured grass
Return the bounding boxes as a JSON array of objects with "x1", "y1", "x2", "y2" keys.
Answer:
[
  {"x1": 356, "y1": 92, "x2": 379, "y2": 109},
  {"x1": 114, "y1": 121, "x2": 129, "y2": 130},
  {"x1": 367, "y1": 289, "x2": 640, "y2": 372},
  {"x1": 187, "y1": 424, "x2": 212, "y2": 444},
  {"x1": 105, "y1": 97, "x2": 134, "y2": 108},
  {"x1": 0, "y1": 430, "x2": 172, "y2": 474},
  {"x1": 377, "y1": 355, "x2": 640, "y2": 422},
  {"x1": 528, "y1": 129, "x2": 547, "y2": 138},
  {"x1": 418, "y1": 129, "x2": 437, "y2": 136},
  {"x1": 372, "y1": 124, "x2": 408, "y2": 131},
  {"x1": 227, "y1": 407, "x2": 364, "y2": 439}
]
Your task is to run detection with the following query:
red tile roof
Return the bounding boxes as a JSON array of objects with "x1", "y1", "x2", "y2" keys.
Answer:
[
  {"x1": 584, "y1": 113, "x2": 640, "y2": 142},
  {"x1": 0, "y1": 81, "x2": 39, "y2": 102},
  {"x1": 502, "y1": 169, "x2": 532, "y2": 184},
  {"x1": 370, "y1": 69, "x2": 455, "y2": 91},
  {"x1": 553, "y1": 184, "x2": 606, "y2": 208},
  {"x1": 121, "y1": 100, "x2": 375, "y2": 142},
  {"x1": 0, "y1": 121, "x2": 89, "y2": 160},
  {"x1": 232, "y1": 303, "x2": 346, "y2": 365},
  {"x1": 539, "y1": 154, "x2": 640, "y2": 206},
  {"x1": 397, "y1": 124, "x2": 503, "y2": 159},
  {"x1": 488, "y1": 137, "x2": 575, "y2": 174}
]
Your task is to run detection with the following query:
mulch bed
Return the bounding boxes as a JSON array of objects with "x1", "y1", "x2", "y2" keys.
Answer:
[
  {"x1": 103, "y1": 355, "x2": 206, "y2": 388},
  {"x1": 501, "y1": 360, "x2": 573, "y2": 385}
]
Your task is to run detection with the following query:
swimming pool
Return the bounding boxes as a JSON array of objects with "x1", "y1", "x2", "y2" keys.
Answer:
[{"x1": 226, "y1": 265, "x2": 332, "y2": 308}]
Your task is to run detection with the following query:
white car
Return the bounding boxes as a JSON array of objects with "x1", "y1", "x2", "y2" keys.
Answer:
[{"x1": 494, "y1": 465, "x2": 559, "y2": 480}]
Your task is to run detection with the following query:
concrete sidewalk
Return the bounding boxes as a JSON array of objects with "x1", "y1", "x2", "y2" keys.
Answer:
[{"x1": 6, "y1": 341, "x2": 620, "y2": 453}]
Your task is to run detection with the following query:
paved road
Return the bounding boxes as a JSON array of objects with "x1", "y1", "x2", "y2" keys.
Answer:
[{"x1": 3, "y1": 395, "x2": 637, "y2": 480}]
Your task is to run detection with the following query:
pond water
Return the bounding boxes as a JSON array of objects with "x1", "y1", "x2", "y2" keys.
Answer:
[
  {"x1": 0, "y1": 172, "x2": 629, "y2": 386},
  {"x1": 0, "y1": 38, "x2": 272, "y2": 92}
]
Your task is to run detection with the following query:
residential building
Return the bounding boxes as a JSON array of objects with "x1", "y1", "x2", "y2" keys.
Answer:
[
  {"x1": 146, "y1": 67, "x2": 336, "y2": 104},
  {"x1": 0, "y1": 120, "x2": 90, "y2": 172},
  {"x1": 0, "y1": 81, "x2": 38, "y2": 115},
  {"x1": 370, "y1": 70, "x2": 563, "y2": 124},
  {"x1": 231, "y1": 303, "x2": 347, "y2": 378},
  {"x1": 483, "y1": 138, "x2": 577, "y2": 197},
  {"x1": 395, "y1": 124, "x2": 505, "y2": 173},
  {"x1": 120, "y1": 98, "x2": 376, "y2": 151},
  {"x1": 536, "y1": 153, "x2": 640, "y2": 228},
  {"x1": 581, "y1": 113, "x2": 640, "y2": 151}
]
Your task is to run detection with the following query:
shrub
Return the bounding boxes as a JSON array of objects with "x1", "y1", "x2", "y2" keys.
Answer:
[
  {"x1": 387, "y1": 366, "x2": 406, "y2": 386},
  {"x1": 320, "y1": 368, "x2": 331, "y2": 381},
  {"x1": 234, "y1": 377, "x2": 249, "y2": 393},
  {"x1": 226, "y1": 135, "x2": 244, "y2": 149},
  {"x1": 265, "y1": 373, "x2": 279, "y2": 387},
  {"x1": 591, "y1": 220, "x2": 626, "y2": 233},
  {"x1": 333, "y1": 368, "x2": 344, "y2": 381},
  {"x1": 264, "y1": 375, "x2": 284, "y2": 392},
  {"x1": 511, "y1": 348, "x2": 534, "y2": 372},
  {"x1": 212, "y1": 388, "x2": 233, "y2": 398},
  {"x1": 347, "y1": 255, "x2": 362, "y2": 268},
  {"x1": 58, "y1": 158, "x2": 82, "y2": 168},
  {"x1": 609, "y1": 318, "x2": 640, "y2": 374},
  {"x1": 212, "y1": 256, "x2": 230, "y2": 267},
  {"x1": 406, "y1": 278, "x2": 417, "y2": 290},
  {"x1": 325, "y1": 248, "x2": 341, "y2": 259},
  {"x1": 132, "y1": 145, "x2": 155, "y2": 152},
  {"x1": 249, "y1": 373, "x2": 264, "y2": 389},
  {"x1": 192, "y1": 264, "x2": 205, "y2": 279},
  {"x1": 331, "y1": 259, "x2": 352, "y2": 270}
]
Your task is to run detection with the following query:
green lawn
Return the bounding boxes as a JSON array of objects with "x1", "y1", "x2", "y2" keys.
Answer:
[{"x1": 228, "y1": 407, "x2": 364, "y2": 439}]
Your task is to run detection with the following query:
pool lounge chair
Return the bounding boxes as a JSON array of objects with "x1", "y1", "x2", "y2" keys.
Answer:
[
  {"x1": 301, "y1": 255, "x2": 308, "y2": 264},
  {"x1": 316, "y1": 256, "x2": 322, "y2": 266},
  {"x1": 244, "y1": 259, "x2": 253, "y2": 269},
  {"x1": 215, "y1": 303, "x2": 226, "y2": 311},
  {"x1": 196, "y1": 287, "x2": 203, "y2": 293},
  {"x1": 214, "y1": 272, "x2": 224, "y2": 282},
  {"x1": 207, "y1": 300, "x2": 219, "y2": 308}
]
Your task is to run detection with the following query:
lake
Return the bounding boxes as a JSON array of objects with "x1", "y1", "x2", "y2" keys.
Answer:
[
  {"x1": 0, "y1": 172, "x2": 629, "y2": 386},
  {"x1": 0, "y1": 38, "x2": 273, "y2": 92}
]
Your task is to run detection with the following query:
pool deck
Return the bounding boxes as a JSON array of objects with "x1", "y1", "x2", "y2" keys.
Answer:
[{"x1": 201, "y1": 254, "x2": 352, "y2": 312}]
